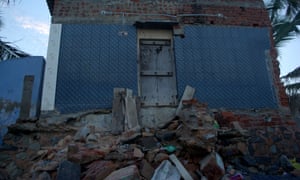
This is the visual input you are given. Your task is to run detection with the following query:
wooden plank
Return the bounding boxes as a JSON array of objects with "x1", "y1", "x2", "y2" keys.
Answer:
[
  {"x1": 20, "y1": 75, "x2": 34, "y2": 119},
  {"x1": 111, "y1": 96, "x2": 124, "y2": 135},
  {"x1": 124, "y1": 89, "x2": 132, "y2": 130},
  {"x1": 169, "y1": 154, "x2": 193, "y2": 180},
  {"x1": 126, "y1": 89, "x2": 133, "y2": 97},
  {"x1": 175, "y1": 85, "x2": 195, "y2": 116},
  {"x1": 135, "y1": 96, "x2": 141, "y2": 126},
  {"x1": 113, "y1": 88, "x2": 126, "y2": 98},
  {"x1": 125, "y1": 93, "x2": 140, "y2": 130}
]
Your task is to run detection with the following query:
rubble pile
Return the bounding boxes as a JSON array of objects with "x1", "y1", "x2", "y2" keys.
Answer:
[
  {"x1": 215, "y1": 109, "x2": 300, "y2": 161},
  {"x1": 1, "y1": 100, "x2": 300, "y2": 179}
]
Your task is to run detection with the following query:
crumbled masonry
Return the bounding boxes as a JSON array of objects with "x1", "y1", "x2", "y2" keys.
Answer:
[{"x1": 0, "y1": 99, "x2": 300, "y2": 179}]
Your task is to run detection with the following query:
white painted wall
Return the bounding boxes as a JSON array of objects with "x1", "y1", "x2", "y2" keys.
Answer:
[{"x1": 41, "y1": 24, "x2": 62, "y2": 111}]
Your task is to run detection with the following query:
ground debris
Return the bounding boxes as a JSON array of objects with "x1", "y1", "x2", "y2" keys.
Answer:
[{"x1": 2, "y1": 98, "x2": 300, "y2": 179}]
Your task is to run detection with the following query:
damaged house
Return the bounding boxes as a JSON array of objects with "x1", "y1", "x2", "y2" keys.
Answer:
[
  {"x1": 42, "y1": 0, "x2": 288, "y2": 117},
  {"x1": 2, "y1": 1, "x2": 300, "y2": 179}
]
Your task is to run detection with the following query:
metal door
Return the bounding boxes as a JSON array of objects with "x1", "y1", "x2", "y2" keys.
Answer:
[{"x1": 139, "y1": 39, "x2": 177, "y2": 106}]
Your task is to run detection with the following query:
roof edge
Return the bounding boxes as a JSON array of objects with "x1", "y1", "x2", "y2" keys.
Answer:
[{"x1": 46, "y1": 0, "x2": 54, "y2": 15}]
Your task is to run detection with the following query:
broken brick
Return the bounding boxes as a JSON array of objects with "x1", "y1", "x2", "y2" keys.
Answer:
[{"x1": 82, "y1": 161, "x2": 118, "y2": 180}]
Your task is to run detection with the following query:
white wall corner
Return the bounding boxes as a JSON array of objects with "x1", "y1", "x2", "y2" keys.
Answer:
[{"x1": 41, "y1": 24, "x2": 62, "y2": 111}]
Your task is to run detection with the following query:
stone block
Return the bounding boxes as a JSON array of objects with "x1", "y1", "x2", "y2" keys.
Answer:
[
  {"x1": 104, "y1": 165, "x2": 140, "y2": 180},
  {"x1": 57, "y1": 160, "x2": 80, "y2": 180}
]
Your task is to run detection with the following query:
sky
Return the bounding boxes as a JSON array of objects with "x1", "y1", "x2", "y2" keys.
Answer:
[
  {"x1": 0, "y1": 0, "x2": 50, "y2": 57},
  {"x1": 0, "y1": 0, "x2": 299, "y2": 76}
]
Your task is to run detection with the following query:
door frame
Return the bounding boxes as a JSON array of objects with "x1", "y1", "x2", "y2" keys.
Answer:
[{"x1": 137, "y1": 29, "x2": 177, "y2": 106}]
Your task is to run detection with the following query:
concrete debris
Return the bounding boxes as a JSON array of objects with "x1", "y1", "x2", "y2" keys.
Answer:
[
  {"x1": 82, "y1": 160, "x2": 118, "y2": 180},
  {"x1": 67, "y1": 144, "x2": 105, "y2": 164},
  {"x1": 140, "y1": 159, "x2": 154, "y2": 179},
  {"x1": 176, "y1": 85, "x2": 195, "y2": 116},
  {"x1": 57, "y1": 160, "x2": 81, "y2": 180},
  {"x1": 33, "y1": 171, "x2": 51, "y2": 180},
  {"x1": 73, "y1": 125, "x2": 91, "y2": 142},
  {"x1": 112, "y1": 88, "x2": 140, "y2": 135},
  {"x1": 151, "y1": 160, "x2": 180, "y2": 180},
  {"x1": 169, "y1": 154, "x2": 193, "y2": 180},
  {"x1": 200, "y1": 152, "x2": 225, "y2": 180},
  {"x1": 133, "y1": 147, "x2": 144, "y2": 158},
  {"x1": 1, "y1": 92, "x2": 300, "y2": 179},
  {"x1": 153, "y1": 152, "x2": 169, "y2": 164},
  {"x1": 31, "y1": 160, "x2": 59, "y2": 171},
  {"x1": 104, "y1": 164, "x2": 140, "y2": 180}
]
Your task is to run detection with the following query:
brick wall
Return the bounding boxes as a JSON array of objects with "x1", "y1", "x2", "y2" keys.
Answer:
[
  {"x1": 51, "y1": 0, "x2": 269, "y2": 27},
  {"x1": 268, "y1": 29, "x2": 290, "y2": 107},
  {"x1": 217, "y1": 110, "x2": 300, "y2": 159}
]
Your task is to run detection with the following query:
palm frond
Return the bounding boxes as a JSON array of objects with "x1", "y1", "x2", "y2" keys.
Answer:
[
  {"x1": 268, "y1": 0, "x2": 285, "y2": 22},
  {"x1": 273, "y1": 10, "x2": 300, "y2": 46},
  {"x1": 0, "y1": 39, "x2": 30, "y2": 61},
  {"x1": 282, "y1": 66, "x2": 300, "y2": 79},
  {"x1": 285, "y1": 0, "x2": 300, "y2": 18}
]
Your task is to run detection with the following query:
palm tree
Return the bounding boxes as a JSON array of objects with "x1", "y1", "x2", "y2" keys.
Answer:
[
  {"x1": 266, "y1": 0, "x2": 300, "y2": 46},
  {"x1": 0, "y1": 0, "x2": 29, "y2": 61}
]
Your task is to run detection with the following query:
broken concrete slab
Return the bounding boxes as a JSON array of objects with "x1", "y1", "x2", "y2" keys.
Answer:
[
  {"x1": 169, "y1": 154, "x2": 193, "y2": 180},
  {"x1": 77, "y1": 114, "x2": 112, "y2": 132},
  {"x1": 151, "y1": 160, "x2": 180, "y2": 180},
  {"x1": 176, "y1": 85, "x2": 195, "y2": 116},
  {"x1": 39, "y1": 109, "x2": 110, "y2": 127},
  {"x1": 111, "y1": 95, "x2": 125, "y2": 135},
  {"x1": 125, "y1": 96, "x2": 140, "y2": 131},
  {"x1": 139, "y1": 107, "x2": 176, "y2": 128},
  {"x1": 73, "y1": 126, "x2": 91, "y2": 142},
  {"x1": 112, "y1": 88, "x2": 141, "y2": 133}
]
